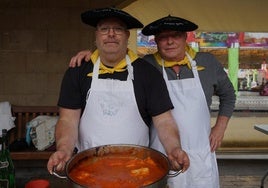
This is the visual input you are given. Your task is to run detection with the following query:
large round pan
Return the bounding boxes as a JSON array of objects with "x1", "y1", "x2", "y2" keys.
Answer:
[{"x1": 53, "y1": 144, "x2": 182, "y2": 188}]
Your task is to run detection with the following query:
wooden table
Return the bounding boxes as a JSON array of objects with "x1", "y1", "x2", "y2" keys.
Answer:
[{"x1": 254, "y1": 124, "x2": 268, "y2": 188}]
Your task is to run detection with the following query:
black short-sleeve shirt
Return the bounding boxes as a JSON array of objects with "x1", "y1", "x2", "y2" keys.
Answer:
[{"x1": 58, "y1": 58, "x2": 173, "y2": 126}]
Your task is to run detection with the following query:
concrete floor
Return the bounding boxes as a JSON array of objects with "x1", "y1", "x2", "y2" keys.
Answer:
[
  {"x1": 218, "y1": 159, "x2": 268, "y2": 188},
  {"x1": 14, "y1": 159, "x2": 268, "y2": 188}
]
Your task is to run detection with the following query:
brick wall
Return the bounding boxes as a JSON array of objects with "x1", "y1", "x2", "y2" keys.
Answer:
[
  {"x1": 1, "y1": 0, "x2": 267, "y2": 106},
  {"x1": 0, "y1": 0, "x2": 97, "y2": 105}
]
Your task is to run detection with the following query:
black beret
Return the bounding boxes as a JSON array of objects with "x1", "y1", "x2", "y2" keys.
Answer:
[
  {"x1": 81, "y1": 7, "x2": 144, "y2": 29},
  {"x1": 142, "y1": 15, "x2": 198, "y2": 36}
]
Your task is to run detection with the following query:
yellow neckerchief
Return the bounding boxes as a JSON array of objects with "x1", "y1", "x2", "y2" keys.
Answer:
[
  {"x1": 153, "y1": 45, "x2": 205, "y2": 71},
  {"x1": 87, "y1": 49, "x2": 138, "y2": 77}
]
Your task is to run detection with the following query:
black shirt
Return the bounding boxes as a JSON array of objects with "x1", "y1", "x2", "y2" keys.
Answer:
[{"x1": 58, "y1": 57, "x2": 173, "y2": 126}]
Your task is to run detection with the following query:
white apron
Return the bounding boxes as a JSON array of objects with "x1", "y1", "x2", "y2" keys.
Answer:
[
  {"x1": 77, "y1": 56, "x2": 149, "y2": 151},
  {"x1": 150, "y1": 53, "x2": 219, "y2": 188}
]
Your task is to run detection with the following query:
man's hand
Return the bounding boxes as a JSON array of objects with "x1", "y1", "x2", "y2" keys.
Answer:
[
  {"x1": 210, "y1": 125, "x2": 225, "y2": 152},
  {"x1": 210, "y1": 115, "x2": 229, "y2": 152},
  {"x1": 47, "y1": 150, "x2": 72, "y2": 174},
  {"x1": 167, "y1": 147, "x2": 190, "y2": 172},
  {"x1": 152, "y1": 111, "x2": 190, "y2": 172},
  {"x1": 47, "y1": 108, "x2": 81, "y2": 174},
  {"x1": 69, "y1": 50, "x2": 92, "y2": 67}
]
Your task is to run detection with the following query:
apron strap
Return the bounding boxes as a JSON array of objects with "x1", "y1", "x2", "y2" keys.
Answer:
[
  {"x1": 161, "y1": 59, "x2": 169, "y2": 81},
  {"x1": 126, "y1": 55, "x2": 134, "y2": 80},
  {"x1": 185, "y1": 52, "x2": 199, "y2": 79}
]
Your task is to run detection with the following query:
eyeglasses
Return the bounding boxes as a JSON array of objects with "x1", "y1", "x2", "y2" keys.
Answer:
[{"x1": 97, "y1": 26, "x2": 126, "y2": 35}]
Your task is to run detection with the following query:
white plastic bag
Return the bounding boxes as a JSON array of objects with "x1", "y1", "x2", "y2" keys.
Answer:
[
  {"x1": 28, "y1": 115, "x2": 58, "y2": 151},
  {"x1": 0, "y1": 101, "x2": 15, "y2": 134}
]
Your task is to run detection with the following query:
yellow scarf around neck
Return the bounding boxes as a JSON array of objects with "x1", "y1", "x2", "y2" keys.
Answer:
[
  {"x1": 154, "y1": 45, "x2": 205, "y2": 71},
  {"x1": 87, "y1": 49, "x2": 138, "y2": 77}
]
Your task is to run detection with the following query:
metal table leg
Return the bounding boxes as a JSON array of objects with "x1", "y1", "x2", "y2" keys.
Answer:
[{"x1": 261, "y1": 170, "x2": 268, "y2": 188}]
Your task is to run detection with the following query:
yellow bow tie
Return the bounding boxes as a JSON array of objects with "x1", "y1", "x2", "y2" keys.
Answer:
[
  {"x1": 154, "y1": 45, "x2": 205, "y2": 71},
  {"x1": 87, "y1": 49, "x2": 138, "y2": 77}
]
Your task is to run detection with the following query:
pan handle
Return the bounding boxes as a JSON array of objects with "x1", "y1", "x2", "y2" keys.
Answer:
[
  {"x1": 168, "y1": 169, "x2": 183, "y2": 177},
  {"x1": 51, "y1": 166, "x2": 68, "y2": 179},
  {"x1": 167, "y1": 161, "x2": 183, "y2": 177}
]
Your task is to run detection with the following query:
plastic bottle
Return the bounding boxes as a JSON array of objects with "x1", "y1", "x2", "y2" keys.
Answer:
[
  {"x1": 0, "y1": 129, "x2": 16, "y2": 188},
  {"x1": 250, "y1": 69, "x2": 257, "y2": 89},
  {"x1": 261, "y1": 58, "x2": 267, "y2": 71},
  {"x1": 261, "y1": 59, "x2": 268, "y2": 80}
]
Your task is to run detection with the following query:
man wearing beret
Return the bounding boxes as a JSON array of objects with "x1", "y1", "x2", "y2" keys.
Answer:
[
  {"x1": 70, "y1": 15, "x2": 236, "y2": 188},
  {"x1": 142, "y1": 16, "x2": 236, "y2": 188},
  {"x1": 47, "y1": 8, "x2": 190, "y2": 177}
]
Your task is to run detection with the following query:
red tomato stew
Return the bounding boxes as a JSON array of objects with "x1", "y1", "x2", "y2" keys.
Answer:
[{"x1": 69, "y1": 155, "x2": 166, "y2": 188}]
